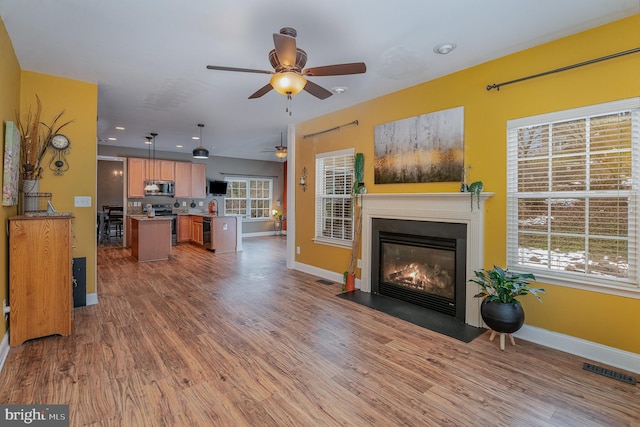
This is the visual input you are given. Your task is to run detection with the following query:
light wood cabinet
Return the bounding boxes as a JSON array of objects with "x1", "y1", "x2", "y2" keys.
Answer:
[
  {"x1": 191, "y1": 216, "x2": 203, "y2": 245},
  {"x1": 177, "y1": 215, "x2": 191, "y2": 243},
  {"x1": 175, "y1": 162, "x2": 192, "y2": 198},
  {"x1": 9, "y1": 215, "x2": 73, "y2": 347},
  {"x1": 191, "y1": 163, "x2": 207, "y2": 198},
  {"x1": 127, "y1": 157, "x2": 147, "y2": 198},
  {"x1": 154, "y1": 160, "x2": 175, "y2": 181}
]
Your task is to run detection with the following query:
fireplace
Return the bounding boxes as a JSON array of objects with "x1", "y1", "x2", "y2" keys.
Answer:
[
  {"x1": 371, "y1": 218, "x2": 467, "y2": 321},
  {"x1": 360, "y1": 192, "x2": 493, "y2": 327}
]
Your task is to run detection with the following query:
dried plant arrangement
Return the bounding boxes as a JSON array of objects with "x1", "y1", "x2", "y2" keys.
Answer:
[{"x1": 15, "y1": 95, "x2": 73, "y2": 181}]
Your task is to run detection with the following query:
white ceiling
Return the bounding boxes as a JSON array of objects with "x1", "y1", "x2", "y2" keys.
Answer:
[{"x1": 1, "y1": 0, "x2": 638, "y2": 161}]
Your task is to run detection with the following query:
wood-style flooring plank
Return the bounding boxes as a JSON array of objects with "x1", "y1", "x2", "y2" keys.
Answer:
[{"x1": 0, "y1": 237, "x2": 638, "y2": 426}]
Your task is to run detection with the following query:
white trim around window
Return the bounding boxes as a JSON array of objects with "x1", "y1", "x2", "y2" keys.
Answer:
[{"x1": 507, "y1": 97, "x2": 640, "y2": 299}]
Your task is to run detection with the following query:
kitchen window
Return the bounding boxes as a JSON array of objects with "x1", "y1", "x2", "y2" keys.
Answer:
[
  {"x1": 506, "y1": 98, "x2": 640, "y2": 296},
  {"x1": 224, "y1": 178, "x2": 273, "y2": 220},
  {"x1": 314, "y1": 149, "x2": 354, "y2": 247}
]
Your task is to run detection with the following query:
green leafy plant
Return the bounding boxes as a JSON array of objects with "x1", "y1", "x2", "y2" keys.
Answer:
[
  {"x1": 470, "y1": 265, "x2": 545, "y2": 304},
  {"x1": 469, "y1": 180, "x2": 483, "y2": 211}
]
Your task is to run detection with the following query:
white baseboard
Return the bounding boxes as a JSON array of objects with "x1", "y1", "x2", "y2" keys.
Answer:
[
  {"x1": 293, "y1": 261, "x2": 359, "y2": 288},
  {"x1": 293, "y1": 262, "x2": 638, "y2": 375},
  {"x1": 85, "y1": 293, "x2": 98, "y2": 306},
  {"x1": 243, "y1": 231, "x2": 287, "y2": 238},
  {"x1": 0, "y1": 332, "x2": 9, "y2": 374},
  {"x1": 514, "y1": 324, "x2": 640, "y2": 375}
]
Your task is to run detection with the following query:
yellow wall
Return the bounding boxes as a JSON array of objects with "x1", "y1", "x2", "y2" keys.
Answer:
[
  {"x1": 0, "y1": 17, "x2": 21, "y2": 341},
  {"x1": 296, "y1": 15, "x2": 640, "y2": 354},
  {"x1": 19, "y1": 72, "x2": 98, "y2": 296}
]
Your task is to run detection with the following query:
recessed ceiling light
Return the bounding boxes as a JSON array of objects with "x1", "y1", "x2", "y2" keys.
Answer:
[
  {"x1": 192, "y1": 136, "x2": 200, "y2": 140},
  {"x1": 108, "y1": 137, "x2": 117, "y2": 141},
  {"x1": 144, "y1": 140, "x2": 152, "y2": 145},
  {"x1": 115, "y1": 126, "x2": 125, "y2": 130},
  {"x1": 331, "y1": 86, "x2": 348, "y2": 94},
  {"x1": 176, "y1": 145, "x2": 183, "y2": 148},
  {"x1": 433, "y1": 43, "x2": 456, "y2": 55}
]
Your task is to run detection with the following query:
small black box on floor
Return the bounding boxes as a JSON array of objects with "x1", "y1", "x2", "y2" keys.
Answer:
[{"x1": 72, "y1": 257, "x2": 86, "y2": 307}]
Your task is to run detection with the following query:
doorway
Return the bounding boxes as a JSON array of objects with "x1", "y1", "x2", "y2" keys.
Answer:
[{"x1": 97, "y1": 156, "x2": 126, "y2": 245}]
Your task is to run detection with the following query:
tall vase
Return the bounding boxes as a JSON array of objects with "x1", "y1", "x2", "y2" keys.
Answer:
[{"x1": 20, "y1": 179, "x2": 39, "y2": 214}]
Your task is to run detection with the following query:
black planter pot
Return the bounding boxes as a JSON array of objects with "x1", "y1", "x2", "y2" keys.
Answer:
[{"x1": 480, "y1": 299, "x2": 525, "y2": 333}]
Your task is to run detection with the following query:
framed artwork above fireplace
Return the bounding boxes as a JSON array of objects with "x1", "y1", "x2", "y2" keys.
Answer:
[{"x1": 373, "y1": 106, "x2": 464, "y2": 184}]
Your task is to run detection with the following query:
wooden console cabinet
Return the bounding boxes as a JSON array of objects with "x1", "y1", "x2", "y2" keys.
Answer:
[{"x1": 9, "y1": 215, "x2": 73, "y2": 347}]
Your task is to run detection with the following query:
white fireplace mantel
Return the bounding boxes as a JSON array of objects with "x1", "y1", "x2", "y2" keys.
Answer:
[{"x1": 360, "y1": 192, "x2": 494, "y2": 327}]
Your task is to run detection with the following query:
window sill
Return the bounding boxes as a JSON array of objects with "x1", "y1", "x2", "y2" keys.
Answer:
[
  {"x1": 312, "y1": 237, "x2": 353, "y2": 250},
  {"x1": 508, "y1": 266, "x2": 640, "y2": 300}
]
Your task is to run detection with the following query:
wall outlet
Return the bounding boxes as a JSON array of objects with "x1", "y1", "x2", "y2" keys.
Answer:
[
  {"x1": 198, "y1": 201, "x2": 203, "y2": 206},
  {"x1": 296, "y1": 246, "x2": 300, "y2": 254},
  {"x1": 74, "y1": 196, "x2": 91, "y2": 207},
  {"x1": 182, "y1": 201, "x2": 186, "y2": 206},
  {"x1": 357, "y1": 259, "x2": 362, "y2": 269}
]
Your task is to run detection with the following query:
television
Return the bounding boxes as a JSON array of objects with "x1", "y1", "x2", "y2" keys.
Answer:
[{"x1": 208, "y1": 180, "x2": 228, "y2": 196}]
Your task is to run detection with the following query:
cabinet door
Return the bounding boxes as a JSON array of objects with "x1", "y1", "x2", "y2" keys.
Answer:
[
  {"x1": 175, "y1": 162, "x2": 192, "y2": 198},
  {"x1": 191, "y1": 163, "x2": 207, "y2": 198},
  {"x1": 9, "y1": 217, "x2": 72, "y2": 347},
  {"x1": 155, "y1": 160, "x2": 175, "y2": 181},
  {"x1": 178, "y1": 215, "x2": 191, "y2": 243},
  {"x1": 127, "y1": 158, "x2": 146, "y2": 198}
]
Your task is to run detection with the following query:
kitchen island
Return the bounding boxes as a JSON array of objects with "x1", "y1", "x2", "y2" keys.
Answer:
[{"x1": 130, "y1": 215, "x2": 172, "y2": 262}]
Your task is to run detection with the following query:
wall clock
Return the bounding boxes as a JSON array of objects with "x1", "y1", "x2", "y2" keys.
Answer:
[{"x1": 48, "y1": 133, "x2": 70, "y2": 175}]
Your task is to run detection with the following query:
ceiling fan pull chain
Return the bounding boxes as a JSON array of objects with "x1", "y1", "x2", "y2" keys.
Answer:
[{"x1": 286, "y1": 93, "x2": 293, "y2": 116}]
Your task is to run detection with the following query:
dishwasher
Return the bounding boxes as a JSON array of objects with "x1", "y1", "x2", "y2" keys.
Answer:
[{"x1": 202, "y1": 217, "x2": 212, "y2": 249}]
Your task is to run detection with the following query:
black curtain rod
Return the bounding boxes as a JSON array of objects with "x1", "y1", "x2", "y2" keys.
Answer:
[
  {"x1": 486, "y1": 46, "x2": 640, "y2": 91},
  {"x1": 302, "y1": 120, "x2": 359, "y2": 139}
]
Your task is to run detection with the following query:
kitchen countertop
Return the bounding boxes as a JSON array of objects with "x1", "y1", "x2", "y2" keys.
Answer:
[{"x1": 130, "y1": 215, "x2": 173, "y2": 221}]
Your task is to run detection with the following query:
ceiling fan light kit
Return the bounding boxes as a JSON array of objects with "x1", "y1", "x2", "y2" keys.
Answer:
[
  {"x1": 206, "y1": 26, "x2": 366, "y2": 111},
  {"x1": 193, "y1": 123, "x2": 209, "y2": 159},
  {"x1": 270, "y1": 71, "x2": 307, "y2": 95}
]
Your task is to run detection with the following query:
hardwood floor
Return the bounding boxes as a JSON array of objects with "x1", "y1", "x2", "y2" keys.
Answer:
[{"x1": 1, "y1": 236, "x2": 638, "y2": 426}]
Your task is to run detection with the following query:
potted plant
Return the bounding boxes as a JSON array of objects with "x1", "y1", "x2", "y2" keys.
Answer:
[
  {"x1": 344, "y1": 153, "x2": 365, "y2": 292},
  {"x1": 469, "y1": 265, "x2": 545, "y2": 349}
]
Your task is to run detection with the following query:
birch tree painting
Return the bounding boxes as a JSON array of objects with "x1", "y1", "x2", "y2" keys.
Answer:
[{"x1": 374, "y1": 106, "x2": 464, "y2": 184}]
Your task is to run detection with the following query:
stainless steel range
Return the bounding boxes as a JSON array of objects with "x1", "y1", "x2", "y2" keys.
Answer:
[{"x1": 143, "y1": 203, "x2": 177, "y2": 246}]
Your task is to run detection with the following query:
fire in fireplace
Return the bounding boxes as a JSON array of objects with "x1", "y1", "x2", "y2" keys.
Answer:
[{"x1": 371, "y1": 218, "x2": 467, "y2": 321}]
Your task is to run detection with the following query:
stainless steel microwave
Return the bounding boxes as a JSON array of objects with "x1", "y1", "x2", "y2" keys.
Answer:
[{"x1": 144, "y1": 180, "x2": 175, "y2": 196}]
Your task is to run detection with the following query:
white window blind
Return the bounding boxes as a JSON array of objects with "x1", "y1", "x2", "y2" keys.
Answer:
[
  {"x1": 507, "y1": 98, "x2": 640, "y2": 291},
  {"x1": 315, "y1": 149, "x2": 355, "y2": 246},
  {"x1": 224, "y1": 178, "x2": 272, "y2": 219}
]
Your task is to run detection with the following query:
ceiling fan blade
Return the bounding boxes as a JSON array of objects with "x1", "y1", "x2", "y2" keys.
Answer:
[
  {"x1": 303, "y1": 80, "x2": 333, "y2": 100},
  {"x1": 207, "y1": 65, "x2": 273, "y2": 75},
  {"x1": 273, "y1": 33, "x2": 297, "y2": 67},
  {"x1": 248, "y1": 83, "x2": 274, "y2": 99},
  {"x1": 303, "y1": 62, "x2": 367, "y2": 76}
]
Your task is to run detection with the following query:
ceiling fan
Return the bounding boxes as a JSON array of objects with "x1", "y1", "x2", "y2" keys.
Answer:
[
  {"x1": 207, "y1": 27, "x2": 366, "y2": 100},
  {"x1": 261, "y1": 133, "x2": 288, "y2": 159}
]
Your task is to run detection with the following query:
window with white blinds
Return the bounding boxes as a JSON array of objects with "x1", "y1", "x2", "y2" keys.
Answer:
[
  {"x1": 507, "y1": 98, "x2": 640, "y2": 292},
  {"x1": 315, "y1": 149, "x2": 355, "y2": 247},
  {"x1": 224, "y1": 178, "x2": 272, "y2": 219}
]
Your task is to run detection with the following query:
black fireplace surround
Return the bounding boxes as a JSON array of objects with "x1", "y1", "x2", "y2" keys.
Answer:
[{"x1": 371, "y1": 218, "x2": 467, "y2": 322}]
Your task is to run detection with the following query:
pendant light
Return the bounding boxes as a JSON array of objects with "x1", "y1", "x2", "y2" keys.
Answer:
[
  {"x1": 143, "y1": 135, "x2": 159, "y2": 192},
  {"x1": 193, "y1": 124, "x2": 209, "y2": 159}
]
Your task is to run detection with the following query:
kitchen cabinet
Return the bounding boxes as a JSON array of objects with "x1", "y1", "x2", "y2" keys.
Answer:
[
  {"x1": 175, "y1": 162, "x2": 192, "y2": 198},
  {"x1": 154, "y1": 160, "x2": 175, "y2": 181},
  {"x1": 177, "y1": 215, "x2": 191, "y2": 243},
  {"x1": 127, "y1": 157, "x2": 146, "y2": 198},
  {"x1": 191, "y1": 216, "x2": 203, "y2": 245},
  {"x1": 191, "y1": 163, "x2": 207, "y2": 198},
  {"x1": 9, "y1": 215, "x2": 73, "y2": 347}
]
